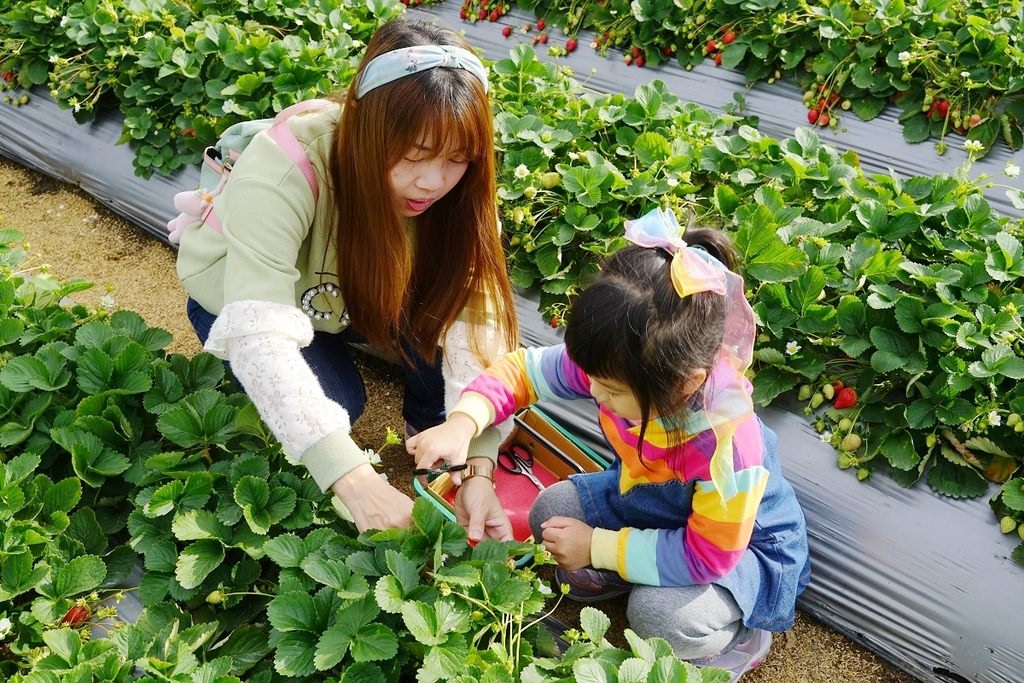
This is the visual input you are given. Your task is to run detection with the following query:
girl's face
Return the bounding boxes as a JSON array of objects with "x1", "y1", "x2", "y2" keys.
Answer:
[
  {"x1": 389, "y1": 138, "x2": 469, "y2": 218},
  {"x1": 589, "y1": 375, "x2": 644, "y2": 421}
]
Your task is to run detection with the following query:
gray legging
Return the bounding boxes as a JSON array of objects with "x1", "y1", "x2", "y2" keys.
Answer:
[{"x1": 529, "y1": 480, "x2": 745, "y2": 659}]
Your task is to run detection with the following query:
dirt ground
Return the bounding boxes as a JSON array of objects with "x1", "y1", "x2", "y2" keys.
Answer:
[{"x1": 0, "y1": 156, "x2": 918, "y2": 682}]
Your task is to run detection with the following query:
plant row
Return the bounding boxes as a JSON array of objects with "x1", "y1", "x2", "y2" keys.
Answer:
[
  {"x1": 458, "y1": 0, "x2": 1024, "y2": 158},
  {"x1": 489, "y1": 45, "x2": 1024, "y2": 528},
  {"x1": 0, "y1": 228, "x2": 730, "y2": 681},
  {"x1": 1, "y1": 2, "x2": 1022, "y2": 547}
]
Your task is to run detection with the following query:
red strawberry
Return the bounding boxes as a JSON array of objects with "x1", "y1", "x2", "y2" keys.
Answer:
[
  {"x1": 489, "y1": 9, "x2": 499, "y2": 21},
  {"x1": 501, "y1": 26, "x2": 512, "y2": 38},
  {"x1": 832, "y1": 379, "x2": 844, "y2": 393},
  {"x1": 662, "y1": 46, "x2": 674, "y2": 57},
  {"x1": 565, "y1": 38, "x2": 577, "y2": 52},
  {"x1": 0, "y1": 72, "x2": 12, "y2": 83},
  {"x1": 937, "y1": 99, "x2": 949, "y2": 117},
  {"x1": 969, "y1": 113, "x2": 982, "y2": 127},
  {"x1": 714, "y1": 52, "x2": 723, "y2": 65},
  {"x1": 181, "y1": 127, "x2": 196, "y2": 137},
  {"x1": 818, "y1": 112, "x2": 830, "y2": 127},
  {"x1": 807, "y1": 109, "x2": 819, "y2": 124},
  {"x1": 833, "y1": 387, "x2": 857, "y2": 409},
  {"x1": 722, "y1": 30, "x2": 736, "y2": 44},
  {"x1": 478, "y1": 8, "x2": 487, "y2": 20},
  {"x1": 460, "y1": 8, "x2": 467, "y2": 19},
  {"x1": 624, "y1": 54, "x2": 633, "y2": 65},
  {"x1": 635, "y1": 56, "x2": 645, "y2": 67},
  {"x1": 61, "y1": 604, "x2": 90, "y2": 626},
  {"x1": 632, "y1": 46, "x2": 641, "y2": 59},
  {"x1": 706, "y1": 39, "x2": 717, "y2": 54},
  {"x1": 539, "y1": 33, "x2": 548, "y2": 44},
  {"x1": 550, "y1": 315, "x2": 560, "y2": 328},
  {"x1": 536, "y1": 19, "x2": 546, "y2": 31}
]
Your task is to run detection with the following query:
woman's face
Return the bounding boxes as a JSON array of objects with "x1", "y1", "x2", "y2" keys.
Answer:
[{"x1": 389, "y1": 138, "x2": 469, "y2": 218}]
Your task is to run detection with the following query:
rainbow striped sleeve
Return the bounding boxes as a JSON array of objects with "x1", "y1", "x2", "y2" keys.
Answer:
[
  {"x1": 453, "y1": 345, "x2": 592, "y2": 431},
  {"x1": 591, "y1": 416, "x2": 770, "y2": 586}
]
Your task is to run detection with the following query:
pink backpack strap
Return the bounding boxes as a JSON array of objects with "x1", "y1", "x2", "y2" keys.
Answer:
[{"x1": 266, "y1": 98, "x2": 332, "y2": 203}]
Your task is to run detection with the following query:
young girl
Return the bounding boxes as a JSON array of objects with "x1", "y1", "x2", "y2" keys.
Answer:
[
  {"x1": 409, "y1": 208, "x2": 810, "y2": 678},
  {"x1": 174, "y1": 18, "x2": 518, "y2": 533}
]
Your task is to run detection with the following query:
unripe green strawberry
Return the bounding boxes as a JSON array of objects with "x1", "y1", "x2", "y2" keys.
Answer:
[
  {"x1": 821, "y1": 384, "x2": 835, "y2": 400},
  {"x1": 1000, "y1": 516, "x2": 1018, "y2": 534},
  {"x1": 814, "y1": 420, "x2": 826, "y2": 433},
  {"x1": 206, "y1": 590, "x2": 226, "y2": 605},
  {"x1": 523, "y1": 186, "x2": 537, "y2": 199},
  {"x1": 926, "y1": 433, "x2": 937, "y2": 447},
  {"x1": 1019, "y1": 524, "x2": 1024, "y2": 541},
  {"x1": 1016, "y1": 422, "x2": 1024, "y2": 433},
  {"x1": 1007, "y1": 412, "x2": 1021, "y2": 427},
  {"x1": 539, "y1": 172, "x2": 561, "y2": 189},
  {"x1": 856, "y1": 467, "x2": 870, "y2": 481},
  {"x1": 840, "y1": 433, "x2": 862, "y2": 452},
  {"x1": 810, "y1": 392, "x2": 824, "y2": 409},
  {"x1": 838, "y1": 417, "x2": 854, "y2": 432},
  {"x1": 798, "y1": 384, "x2": 813, "y2": 401},
  {"x1": 837, "y1": 453, "x2": 859, "y2": 469}
]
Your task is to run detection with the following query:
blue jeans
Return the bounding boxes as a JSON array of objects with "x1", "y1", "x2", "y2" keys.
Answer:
[{"x1": 185, "y1": 298, "x2": 446, "y2": 432}]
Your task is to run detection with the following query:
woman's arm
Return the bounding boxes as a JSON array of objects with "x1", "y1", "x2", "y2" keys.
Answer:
[{"x1": 205, "y1": 301, "x2": 413, "y2": 531}]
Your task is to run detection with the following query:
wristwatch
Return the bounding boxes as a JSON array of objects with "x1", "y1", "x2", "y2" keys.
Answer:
[{"x1": 462, "y1": 459, "x2": 495, "y2": 487}]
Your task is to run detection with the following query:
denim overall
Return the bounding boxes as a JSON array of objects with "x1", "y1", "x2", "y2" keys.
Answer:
[{"x1": 572, "y1": 420, "x2": 811, "y2": 632}]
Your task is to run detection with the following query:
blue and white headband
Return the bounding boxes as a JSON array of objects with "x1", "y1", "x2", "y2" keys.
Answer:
[{"x1": 355, "y1": 45, "x2": 489, "y2": 100}]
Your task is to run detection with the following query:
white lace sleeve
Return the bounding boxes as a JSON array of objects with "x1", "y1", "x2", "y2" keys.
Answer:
[
  {"x1": 204, "y1": 300, "x2": 352, "y2": 464},
  {"x1": 442, "y1": 320, "x2": 514, "y2": 445}
]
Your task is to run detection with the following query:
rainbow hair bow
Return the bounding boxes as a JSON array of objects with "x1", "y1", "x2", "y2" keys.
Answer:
[{"x1": 623, "y1": 208, "x2": 758, "y2": 503}]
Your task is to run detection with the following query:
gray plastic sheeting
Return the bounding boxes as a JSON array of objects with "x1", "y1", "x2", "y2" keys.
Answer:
[{"x1": 1, "y1": 10, "x2": 1022, "y2": 683}]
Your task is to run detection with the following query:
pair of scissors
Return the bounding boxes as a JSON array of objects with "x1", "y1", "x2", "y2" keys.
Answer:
[{"x1": 497, "y1": 443, "x2": 545, "y2": 490}]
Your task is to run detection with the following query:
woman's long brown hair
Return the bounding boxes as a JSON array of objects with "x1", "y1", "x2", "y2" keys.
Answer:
[{"x1": 330, "y1": 18, "x2": 518, "y2": 363}]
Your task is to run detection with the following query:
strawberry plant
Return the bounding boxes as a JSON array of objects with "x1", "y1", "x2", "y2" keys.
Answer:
[
  {"x1": 0, "y1": 0, "x2": 407, "y2": 177},
  {"x1": 0, "y1": 226, "x2": 733, "y2": 678},
  {"x1": 454, "y1": 0, "x2": 1023, "y2": 158}
]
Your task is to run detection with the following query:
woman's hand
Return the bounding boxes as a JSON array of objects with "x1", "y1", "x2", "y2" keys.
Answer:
[
  {"x1": 540, "y1": 516, "x2": 594, "y2": 570},
  {"x1": 455, "y1": 459, "x2": 513, "y2": 542},
  {"x1": 407, "y1": 412, "x2": 477, "y2": 485},
  {"x1": 331, "y1": 462, "x2": 414, "y2": 532}
]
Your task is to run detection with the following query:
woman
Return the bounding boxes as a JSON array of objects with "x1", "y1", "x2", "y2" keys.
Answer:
[{"x1": 174, "y1": 18, "x2": 518, "y2": 532}]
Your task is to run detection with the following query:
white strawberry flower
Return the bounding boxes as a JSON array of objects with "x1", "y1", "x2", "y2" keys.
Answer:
[
  {"x1": 897, "y1": 51, "x2": 912, "y2": 65},
  {"x1": 99, "y1": 294, "x2": 116, "y2": 310},
  {"x1": 514, "y1": 164, "x2": 530, "y2": 179},
  {"x1": 0, "y1": 617, "x2": 11, "y2": 639},
  {"x1": 820, "y1": 431, "x2": 833, "y2": 443},
  {"x1": 988, "y1": 411, "x2": 1002, "y2": 427},
  {"x1": 963, "y1": 140, "x2": 984, "y2": 153},
  {"x1": 1005, "y1": 162, "x2": 1020, "y2": 178},
  {"x1": 785, "y1": 340, "x2": 801, "y2": 355}
]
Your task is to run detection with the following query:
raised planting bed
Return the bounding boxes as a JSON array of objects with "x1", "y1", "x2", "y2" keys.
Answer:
[{"x1": 3, "y1": 86, "x2": 1023, "y2": 683}]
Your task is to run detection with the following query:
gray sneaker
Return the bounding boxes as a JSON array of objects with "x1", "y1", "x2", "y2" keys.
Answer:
[{"x1": 690, "y1": 628, "x2": 772, "y2": 682}]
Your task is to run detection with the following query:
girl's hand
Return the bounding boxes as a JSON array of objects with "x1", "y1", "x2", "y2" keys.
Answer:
[
  {"x1": 407, "y1": 412, "x2": 477, "y2": 485},
  {"x1": 455, "y1": 462, "x2": 513, "y2": 542},
  {"x1": 331, "y1": 462, "x2": 414, "y2": 532},
  {"x1": 540, "y1": 516, "x2": 594, "y2": 570}
]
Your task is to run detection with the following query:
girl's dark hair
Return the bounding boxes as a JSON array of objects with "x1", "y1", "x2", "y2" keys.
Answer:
[{"x1": 564, "y1": 228, "x2": 739, "y2": 460}]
